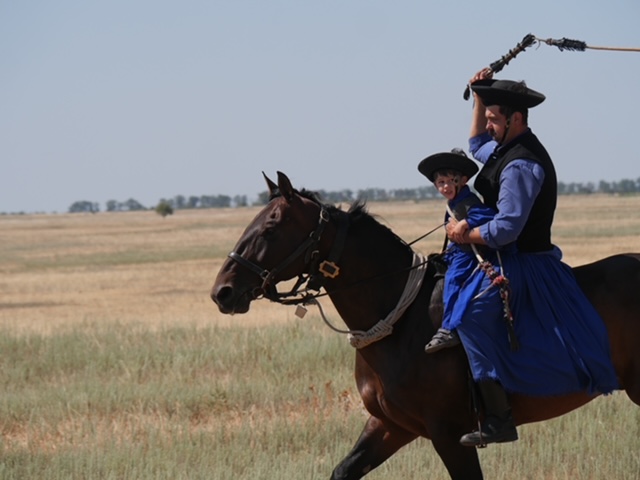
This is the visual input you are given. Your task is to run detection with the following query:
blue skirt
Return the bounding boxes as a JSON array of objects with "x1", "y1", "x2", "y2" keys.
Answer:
[{"x1": 455, "y1": 246, "x2": 619, "y2": 396}]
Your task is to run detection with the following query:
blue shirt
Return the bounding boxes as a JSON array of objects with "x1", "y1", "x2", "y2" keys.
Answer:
[
  {"x1": 445, "y1": 185, "x2": 496, "y2": 229},
  {"x1": 469, "y1": 131, "x2": 546, "y2": 249}
]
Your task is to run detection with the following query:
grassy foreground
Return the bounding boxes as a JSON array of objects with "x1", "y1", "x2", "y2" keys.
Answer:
[
  {"x1": 0, "y1": 321, "x2": 639, "y2": 479},
  {"x1": 1, "y1": 195, "x2": 639, "y2": 479}
]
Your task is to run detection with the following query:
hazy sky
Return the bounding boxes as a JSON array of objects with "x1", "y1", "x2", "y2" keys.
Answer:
[{"x1": 2, "y1": 0, "x2": 639, "y2": 213}]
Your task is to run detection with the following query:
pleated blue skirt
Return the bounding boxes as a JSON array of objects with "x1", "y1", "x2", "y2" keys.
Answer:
[{"x1": 454, "y1": 246, "x2": 619, "y2": 396}]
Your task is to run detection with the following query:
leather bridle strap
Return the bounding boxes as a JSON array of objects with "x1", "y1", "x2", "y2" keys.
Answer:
[
  {"x1": 228, "y1": 251, "x2": 269, "y2": 280},
  {"x1": 227, "y1": 206, "x2": 331, "y2": 297},
  {"x1": 307, "y1": 211, "x2": 349, "y2": 290}
]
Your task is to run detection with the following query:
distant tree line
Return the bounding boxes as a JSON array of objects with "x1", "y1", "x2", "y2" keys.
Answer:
[{"x1": 65, "y1": 177, "x2": 640, "y2": 214}]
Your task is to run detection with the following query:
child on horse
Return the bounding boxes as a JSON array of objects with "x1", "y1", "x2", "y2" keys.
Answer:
[{"x1": 418, "y1": 149, "x2": 496, "y2": 354}]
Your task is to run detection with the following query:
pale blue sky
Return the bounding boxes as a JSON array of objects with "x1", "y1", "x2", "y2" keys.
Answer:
[{"x1": 2, "y1": 0, "x2": 639, "y2": 213}]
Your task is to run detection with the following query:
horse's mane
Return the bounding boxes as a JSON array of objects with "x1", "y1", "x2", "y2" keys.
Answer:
[
  {"x1": 268, "y1": 187, "x2": 413, "y2": 254},
  {"x1": 345, "y1": 199, "x2": 412, "y2": 251},
  {"x1": 293, "y1": 189, "x2": 412, "y2": 253}
]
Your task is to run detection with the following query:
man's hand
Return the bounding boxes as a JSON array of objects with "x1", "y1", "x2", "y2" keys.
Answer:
[
  {"x1": 446, "y1": 218, "x2": 469, "y2": 243},
  {"x1": 470, "y1": 67, "x2": 493, "y2": 85}
]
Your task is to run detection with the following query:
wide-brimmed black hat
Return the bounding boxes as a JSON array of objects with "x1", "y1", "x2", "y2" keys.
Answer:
[
  {"x1": 418, "y1": 149, "x2": 479, "y2": 182},
  {"x1": 470, "y1": 79, "x2": 545, "y2": 109}
]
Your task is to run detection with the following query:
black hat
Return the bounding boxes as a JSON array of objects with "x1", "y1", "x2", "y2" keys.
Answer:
[
  {"x1": 470, "y1": 79, "x2": 545, "y2": 109},
  {"x1": 418, "y1": 149, "x2": 479, "y2": 182}
]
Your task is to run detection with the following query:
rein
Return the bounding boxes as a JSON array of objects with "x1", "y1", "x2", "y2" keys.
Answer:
[{"x1": 408, "y1": 222, "x2": 446, "y2": 246}]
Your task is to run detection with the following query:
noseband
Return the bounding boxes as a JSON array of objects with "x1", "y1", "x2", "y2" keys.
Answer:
[{"x1": 227, "y1": 205, "x2": 348, "y2": 303}]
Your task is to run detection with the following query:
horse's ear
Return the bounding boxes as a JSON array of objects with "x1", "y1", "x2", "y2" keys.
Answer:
[
  {"x1": 276, "y1": 171, "x2": 295, "y2": 201},
  {"x1": 263, "y1": 172, "x2": 279, "y2": 197}
]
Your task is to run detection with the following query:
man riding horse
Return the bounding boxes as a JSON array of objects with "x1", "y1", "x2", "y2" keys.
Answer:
[{"x1": 444, "y1": 69, "x2": 619, "y2": 447}]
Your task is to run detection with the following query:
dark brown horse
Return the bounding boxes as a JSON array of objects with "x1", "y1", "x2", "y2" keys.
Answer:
[{"x1": 210, "y1": 171, "x2": 640, "y2": 480}]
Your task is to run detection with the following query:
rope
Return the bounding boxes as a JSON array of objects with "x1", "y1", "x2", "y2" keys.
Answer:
[
  {"x1": 343, "y1": 252, "x2": 428, "y2": 349},
  {"x1": 300, "y1": 252, "x2": 428, "y2": 348}
]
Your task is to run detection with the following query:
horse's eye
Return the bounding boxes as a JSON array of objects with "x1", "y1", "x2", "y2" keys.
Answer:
[{"x1": 261, "y1": 226, "x2": 276, "y2": 239}]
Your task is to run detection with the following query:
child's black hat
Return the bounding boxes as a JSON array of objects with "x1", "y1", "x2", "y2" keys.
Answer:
[{"x1": 418, "y1": 148, "x2": 479, "y2": 182}]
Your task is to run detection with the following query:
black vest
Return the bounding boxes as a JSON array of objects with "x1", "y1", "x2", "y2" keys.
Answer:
[{"x1": 474, "y1": 131, "x2": 557, "y2": 253}]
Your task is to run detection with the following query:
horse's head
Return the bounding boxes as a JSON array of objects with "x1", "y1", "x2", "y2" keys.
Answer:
[{"x1": 211, "y1": 171, "x2": 337, "y2": 314}]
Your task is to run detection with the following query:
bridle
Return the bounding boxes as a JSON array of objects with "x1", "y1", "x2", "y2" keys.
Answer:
[{"x1": 227, "y1": 203, "x2": 349, "y2": 304}]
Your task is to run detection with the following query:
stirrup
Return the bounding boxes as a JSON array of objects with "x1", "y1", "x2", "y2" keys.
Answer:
[
  {"x1": 424, "y1": 328, "x2": 460, "y2": 354},
  {"x1": 459, "y1": 417, "x2": 518, "y2": 447}
]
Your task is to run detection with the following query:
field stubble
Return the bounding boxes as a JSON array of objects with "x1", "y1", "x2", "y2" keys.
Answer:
[{"x1": 0, "y1": 195, "x2": 639, "y2": 479}]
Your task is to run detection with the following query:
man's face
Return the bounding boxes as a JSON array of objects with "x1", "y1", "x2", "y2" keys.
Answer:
[{"x1": 485, "y1": 105, "x2": 508, "y2": 143}]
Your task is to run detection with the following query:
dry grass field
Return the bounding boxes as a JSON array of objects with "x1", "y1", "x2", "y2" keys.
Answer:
[
  {"x1": 2, "y1": 194, "x2": 639, "y2": 334},
  {"x1": 0, "y1": 194, "x2": 639, "y2": 479}
]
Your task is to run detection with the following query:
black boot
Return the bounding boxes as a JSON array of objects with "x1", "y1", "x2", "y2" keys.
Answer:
[{"x1": 460, "y1": 380, "x2": 518, "y2": 447}]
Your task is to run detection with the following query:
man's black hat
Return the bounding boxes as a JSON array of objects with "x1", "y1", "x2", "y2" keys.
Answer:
[
  {"x1": 470, "y1": 79, "x2": 545, "y2": 109},
  {"x1": 418, "y1": 148, "x2": 479, "y2": 182}
]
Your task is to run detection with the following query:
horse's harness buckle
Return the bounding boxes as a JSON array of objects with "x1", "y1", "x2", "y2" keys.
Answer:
[{"x1": 318, "y1": 260, "x2": 340, "y2": 279}]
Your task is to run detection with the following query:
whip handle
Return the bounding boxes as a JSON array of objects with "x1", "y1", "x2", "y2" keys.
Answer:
[{"x1": 463, "y1": 33, "x2": 537, "y2": 100}]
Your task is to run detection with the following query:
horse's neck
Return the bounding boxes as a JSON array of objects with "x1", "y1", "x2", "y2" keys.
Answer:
[{"x1": 326, "y1": 239, "x2": 416, "y2": 333}]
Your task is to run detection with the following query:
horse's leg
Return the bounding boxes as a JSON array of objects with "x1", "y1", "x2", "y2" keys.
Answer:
[
  {"x1": 430, "y1": 428, "x2": 484, "y2": 480},
  {"x1": 330, "y1": 415, "x2": 417, "y2": 480}
]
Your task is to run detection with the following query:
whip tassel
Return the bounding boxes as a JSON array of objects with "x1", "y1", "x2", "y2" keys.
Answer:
[
  {"x1": 536, "y1": 36, "x2": 640, "y2": 53},
  {"x1": 477, "y1": 260, "x2": 519, "y2": 352}
]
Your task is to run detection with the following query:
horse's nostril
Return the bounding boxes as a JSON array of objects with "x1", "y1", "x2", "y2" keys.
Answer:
[{"x1": 212, "y1": 285, "x2": 233, "y2": 305}]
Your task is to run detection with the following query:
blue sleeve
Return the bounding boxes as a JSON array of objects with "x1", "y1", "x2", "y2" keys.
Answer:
[
  {"x1": 466, "y1": 204, "x2": 496, "y2": 229},
  {"x1": 478, "y1": 159, "x2": 546, "y2": 249},
  {"x1": 469, "y1": 133, "x2": 497, "y2": 165}
]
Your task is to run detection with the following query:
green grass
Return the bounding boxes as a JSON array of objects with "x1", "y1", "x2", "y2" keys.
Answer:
[
  {"x1": 0, "y1": 320, "x2": 366, "y2": 479},
  {"x1": 1, "y1": 319, "x2": 639, "y2": 479}
]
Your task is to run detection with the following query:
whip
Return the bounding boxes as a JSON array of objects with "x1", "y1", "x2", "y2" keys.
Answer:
[{"x1": 463, "y1": 33, "x2": 640, "y2": 100}]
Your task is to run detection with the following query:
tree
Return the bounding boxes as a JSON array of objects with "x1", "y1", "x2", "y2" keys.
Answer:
[
  {"x1": 357, "y1": 188, "x2": 388, "y2": 202},
  {"x1": 174, "y1": 195, "x2": 186, "y2": 209},
  {"x1": 618, "y1": 179, "x2": 636, "y2": 194},
  {"x1": 254, "y1": 191, "x2": 270, "y2": 205},
  {"x1": 598, "y1": 180, "x2": 612, "y2": 194},
  {"x1": 122, "y1": 198, "x2": 146, "y2": 211},
  {"x1": 187, "y1": 196, "x2": 200, "y2": 209},
  {"x1": 155, "y1": 201, "x2": 174, "y2": 218},
  {"x1": 233, "y1": 195, "x2": 248, "y2": 207},
  {"x1": 68, "y1": 201, "x2": 99, "y2": 213}
]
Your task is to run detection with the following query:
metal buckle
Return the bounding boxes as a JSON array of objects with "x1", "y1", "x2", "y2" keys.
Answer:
[{"x1": 318, "y1": 260, "x2": 340, "y2": 279}]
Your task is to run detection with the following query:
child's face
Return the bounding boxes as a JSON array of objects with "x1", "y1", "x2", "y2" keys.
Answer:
[{"x1": 434, "y1": 174, "x2": 467, "y2": 201}]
